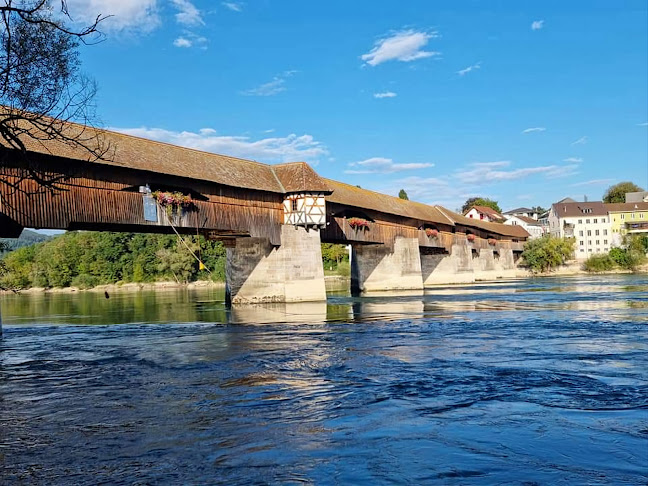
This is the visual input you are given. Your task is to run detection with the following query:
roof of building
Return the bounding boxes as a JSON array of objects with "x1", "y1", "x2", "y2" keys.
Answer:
[
  {"x1": 325, "y1": 179, "x2": 454, "y2": 226},
  {"x1": 625, "y1": 191, "x2": 648, "y2": 203},
  {"x1": 273, "y1": 162, "x2": 332, "y2": 194},
  {"x1": 551, "y1": 201, "x2": 608, "y2": 218},
  {"x1": 503, "y1": 207, "x2": 534, "y2": 215},
  {"x1": 466, "y1": 205, "x2": 505, "y2": 220},
  {"x1": 512, "y1": 215, "x2": 542, "y2": 226},
  {"x1": 4, "y1": 116, "x2": 330, "y2": 195},
  {"x1": 439, "y1": 208, "x2": 531, "y2": 238},
  {"x1": 556, "y1": 197, "x2": 577, "y2": 204},
  {"x1": 605, "y1": 202, "x2": 648, "y2": 212}
]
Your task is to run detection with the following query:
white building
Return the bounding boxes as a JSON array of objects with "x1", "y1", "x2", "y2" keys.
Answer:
[
  {"x1": 504, "y1": 214, "x2": 544, "y2": 239},
  {"x1": 548, "y1": 201, "x2": 612, "y2": 259},
  {"x1": 503, "y1": 207, "x2": 540, "y2": 220},
  {"x1": 464, "y1": 205, "x2": 505, "y2": 223}
]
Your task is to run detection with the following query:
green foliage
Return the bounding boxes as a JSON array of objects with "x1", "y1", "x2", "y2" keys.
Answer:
[
  {"x1": 461, "y1": 197, "x2": 502, "y2": 214},
  {"x1": 531, "y1": 206, "x2": 547, "y2": 215},
  {"x1": 521, "y1": 235, "x2": 575, "y2": 273},
  {"x1": 321, "y1": 243, "x2": 349, "y2": 272},
  {"x1": 583, "y1": 254, "x2": 616, "y2": 272},
  {"x1": 602, "y1": 182, "x2": 644, "y2": 203},
  {"x1": 398, "y1": 189, "x2": 409, "y2": 200},
  {"x1": 0, "y1": 232, "x2": 227, "y2": 289}
]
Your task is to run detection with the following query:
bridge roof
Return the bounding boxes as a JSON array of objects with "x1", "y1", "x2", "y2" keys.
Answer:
[
  {"x1": 10, "y1": 119, "x2": 331, "y2": 195},
  {"x1": 325, "y1": 179, "x2": 454, "y2": 226}
]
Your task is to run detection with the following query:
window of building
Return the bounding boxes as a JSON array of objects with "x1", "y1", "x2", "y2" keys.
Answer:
[
  {"x1": 604, "y1": 240, "x2": 608, "y2": 245},
  {"x1": 596, "y1": 240, "x2": 599, "y2": 245},
  {"x1": 633, "y1": 213, "x2": 637, "y2": 219},
  {"x1": 580, "y1": 249, "x2": 584, "y2": 253},
  {"x1": 291, "y1": 199, "x2": 298, "y2": 211},
  {"x1": 603, "y1": 229, "x2": 607, "y2": 235},
  {"x1": 588, "y1": 241, "x2": 592, "y2": 245},
  {"x1": 595, "y1": 230, "x2": 599, "y2": 236},
  {"x1": 578, "y1": 219, "x2": 582, "y2": 224},
  {"x1": 587, "y1": 230, "x2": 591, "y2": 236},
  {"x1": 594, "y1": 219, "x2": 598, "y2": 223},
  {"x1": 579, "y1": 240, "x2": 584, "y2": 246},
  {"x1": 621, "y1": 214, "x2": 625, "y2": 220},
  {"x1": 602, "y1": 218, "x2": 606, "y2": 223},
  {"x1": 579, "y1": 230, "x2": 583, "y2": 236},
  {"x1": 588, "y1": 249, "x2": 592, "y2": 252},
  {"x1": 586, "y1": 219, "x2": 590, "y2": 224}
]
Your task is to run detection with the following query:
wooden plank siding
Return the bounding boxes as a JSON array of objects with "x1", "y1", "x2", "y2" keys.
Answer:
[{"x1": 0, "y1": 155, "x2": 283, "y2": 245}]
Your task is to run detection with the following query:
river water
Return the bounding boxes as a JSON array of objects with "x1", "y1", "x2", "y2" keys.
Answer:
[{"x1": 1, "y1": 275, "x2": 647, "y2": 485}]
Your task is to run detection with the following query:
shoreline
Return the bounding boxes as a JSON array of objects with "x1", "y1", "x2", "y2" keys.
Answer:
[{"x1": 2, "y1": 265, "x2": 645, "y2": 296}]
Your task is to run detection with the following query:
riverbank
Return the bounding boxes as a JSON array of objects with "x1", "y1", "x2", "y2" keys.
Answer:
[{"x1": 1, "y1": 279, "x2": 225, "y2": 295}]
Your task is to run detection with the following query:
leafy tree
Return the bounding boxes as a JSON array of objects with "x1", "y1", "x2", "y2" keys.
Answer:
[
  {"x1": 0, "y1": 1, "x2": 108, "y2": 192},
  {"x1": 398, "y1": 189, "x2": 409, "y2": 200},
  {"x1": 521, "y1": 235, "x2": 575, "y2": 273},
  {"x1": 602, "y1": 182, "x2": 644, "y2": 203},
  {"x1": 531, "y1": 206, "x2": 547, "y2": 215},
  {"x1": 461, "y1": 197, "x2": 502, "y2": 214},
  {"x1": 321, "y1": 243, "x2": 348, "y2": 271}
]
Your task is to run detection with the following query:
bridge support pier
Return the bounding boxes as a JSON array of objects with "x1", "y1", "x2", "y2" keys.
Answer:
[
  {"x1": 421, "y1": 244, "x2": 475, "y2": 285},
  {"x1": 350, "y1": 237, "x2": 423, "y2": 295},
  {"x1": 225, "y1": 225, "x2": 326, "y2": 305}
]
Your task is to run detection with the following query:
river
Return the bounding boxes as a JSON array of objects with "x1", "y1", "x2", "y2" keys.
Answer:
[{"x1": 1, "y1": 275, "x2": 647, "y2": 484}]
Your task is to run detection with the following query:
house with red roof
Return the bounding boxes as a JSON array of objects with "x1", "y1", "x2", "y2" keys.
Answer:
[{"x1": 464, "y1": 205, "x2": 505, "y2": 223}]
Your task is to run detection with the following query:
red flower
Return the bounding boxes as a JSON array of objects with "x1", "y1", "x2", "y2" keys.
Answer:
[
  {"x1": 467, "y1": 233, "x2": 476, "y2": 242},
  {"x1": 425, "y1": 228, "x2": 439, "y2": 237}
]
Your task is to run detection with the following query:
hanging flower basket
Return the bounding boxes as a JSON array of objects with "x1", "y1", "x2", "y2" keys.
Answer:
[
  {"x1": 425, "y1": 228, "x2": 439, "y2": 238},
  {"x1": 347, "y1": 217, "x2": 370, "y2": 230},
  {"x1": 488, "y1": 238, "x2": 497, "y2": 246},
  {"x1": 152, "y1": 191, "x2": 195, "y2": 217},
  {"x1": 466, "y1": 233, "x2": 476, "y2": 242}
]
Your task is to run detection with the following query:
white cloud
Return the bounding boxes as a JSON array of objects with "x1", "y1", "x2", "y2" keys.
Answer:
[
  {"x1": 457, "y1": 62, "x2": 481, "y2": 76},
  {"x1": 531, "y1": 20, "x2": 544, "y2": 30},
  {"x1": 222, "y1": 1, "x2": 243, "y2": 12},
  {"x1": 361, "y1": 29, "x2": 440, "y2": 67},
  {"x1": 345, "y1": 157, "x2": 434, "y2": 174},
  {"x1": 570, "y1": 179, "x2": 614, "y2": 187},
  {"x1": 521, "y1": 127, "x2": 546, "y2": 134},
  {"x1": 173, "y1": 36, "x2": 192, "y2": 48},
  {"x1": 455, "y1": 160, "x2": 578, "y2": 184},
  {"x1": 172, "y1": 32, "x2": 207, "y2": 48},
  {"x1": 374, "y1": 91, "x2": 397, "y2": 99},
  {"x1": 563, "y1": 157, "x2": 583, "y2": 163},
  {"x1": 638, "y1": 122, "x2": 648, "y2": 127},
  {"x1": 66, "y1": 0, "x2": 160, "y2": 34},
  {"x1": 171, "y1": 0, "x2": 204, "y2": 26},
  {"x1": 571, "y1": 136, "x2": 588, "y2": 145},
  {"x1": 241, "y1": 71, "x2": 296, "y2": 96},
  {"x1": 112, "y1": 126, "x2": 328, "y2": 163}
]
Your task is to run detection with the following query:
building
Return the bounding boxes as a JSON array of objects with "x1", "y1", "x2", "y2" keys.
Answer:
[
  {"x1": 606, "y1": 202, "x2": 648, "y2": 246},
  {"x1": 548, "y1": 201, "x2": 612, "y2": 259},
  {"x1": 504, "y1": 214, "x2": 544, "y2": 238},
  {"x1": 464, "y1": 205, "x2": 505, "y2": 223},
  {"x1": 503, "y1": 207, "x2": 540, "y2": 220}
]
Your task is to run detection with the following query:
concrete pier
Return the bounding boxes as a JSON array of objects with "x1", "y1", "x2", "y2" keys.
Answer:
[
  {"x1": 226, "y1": 225, "x2": 326, "y2": 305},
  {"x1": 351, "y1": 237, "x2": 424, "y2": 295}
]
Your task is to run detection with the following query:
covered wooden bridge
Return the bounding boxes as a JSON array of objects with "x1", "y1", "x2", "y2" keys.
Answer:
[{"x1": 0, "y1": 121, "x2": 529, "y2": 303}]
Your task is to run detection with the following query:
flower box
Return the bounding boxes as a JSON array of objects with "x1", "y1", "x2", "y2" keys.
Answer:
[
  {"x1": 488, "y1": 238, "x2": 497, "y2": 245},
  {"x1": 466, "y1": 233, "x2": 476, "y2": 242},
  {"x1": 152, "y1": 191, "x2": 195, "y2": 217},
  {"x1": 347, "y1": 217, "x2": 370, "y2": 230},
  {"x1": 425, "y1": 228, "x2": 439, "y2": 238}
]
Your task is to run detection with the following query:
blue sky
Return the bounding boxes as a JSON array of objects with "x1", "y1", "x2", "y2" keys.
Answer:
[{"x1": 67, "y1": 0, "x2": 647, "y2": 211}]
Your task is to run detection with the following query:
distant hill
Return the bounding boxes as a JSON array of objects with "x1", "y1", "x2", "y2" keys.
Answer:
[{"x1": 0, "y1": 229, "x2": 52, "y2": 254}]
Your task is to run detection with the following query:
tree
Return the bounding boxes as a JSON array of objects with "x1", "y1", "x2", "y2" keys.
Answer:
[
  {"x1": 521, "y1": 235, "x2": 575, "y2": 273},
  {"x1": 398, "y1": 189, "x2": 409, "y2": 200},
  {"x1": 531, "y1": 206, "x2": 547, "y2": 215},
  {"x1": 0, "y1": 1, "x2": 108, "y2": 192},
  {"x1": 602, "y1": 182, "x2": 644, "y2": 203},
  {"x1": 461, "y1": 197, "x2": 502, "y2": 214}
]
